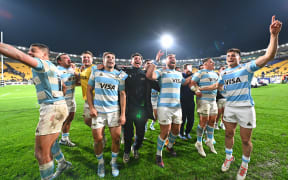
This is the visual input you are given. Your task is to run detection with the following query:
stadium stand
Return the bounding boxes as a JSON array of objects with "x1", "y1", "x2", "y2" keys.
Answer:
[{"x1": 1, "y1": 44, "x2": 288, "y2": 84}]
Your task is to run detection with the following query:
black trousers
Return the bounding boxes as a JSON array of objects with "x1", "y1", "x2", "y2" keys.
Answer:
[
  {"x1": 124, "y1": 106, "x2": 147, "y2": 153},
  {"x1": 180, "y1": 99, "x2": 195, "y2": 136}
]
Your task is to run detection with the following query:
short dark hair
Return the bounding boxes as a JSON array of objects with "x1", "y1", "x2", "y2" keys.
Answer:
[
  {"x1": 144, "y1": 59, "x2": 152, "y2": 64},
  {"x1": 183, "y1": 64, "x2": 192, "y2": 70},
  {"x1": 202, "y1": 58, "x2": 211, "y2": 64},
  {"x1": 30, "y1": 43, "x2": 50, "y2": 55},
  {"x1": 56, "y1": 53, "x2": 67, "y2": 64},
  {"x1": 199, "y1": 64, "x2": 204, "y2": 69},
  {"x1": 103, "y1": 52, "x2": 115, "y2": 59},
  {"x1": 131, "y1": 53, "x2": 143, "y2": 60},
  {"x1": 227, "y1": 48, "x2": 241, "y2": 56},
  {"x1": 81, "y1": 50, "x2": 93, "y2": 57}
]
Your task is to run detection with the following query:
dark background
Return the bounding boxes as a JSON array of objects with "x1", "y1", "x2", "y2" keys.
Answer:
[{"x1": 0, "y1": 0, "x2": 287, "y2": 59}]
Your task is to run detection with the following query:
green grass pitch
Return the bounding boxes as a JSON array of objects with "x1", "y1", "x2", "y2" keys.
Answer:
[{"x1": 0, "y1": 84, "x2": 287, "y2": 179}]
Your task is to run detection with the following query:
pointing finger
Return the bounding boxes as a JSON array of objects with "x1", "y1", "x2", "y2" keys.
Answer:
[{"x1": 271, "y1": 15, "x2": 275, "y2": 24}]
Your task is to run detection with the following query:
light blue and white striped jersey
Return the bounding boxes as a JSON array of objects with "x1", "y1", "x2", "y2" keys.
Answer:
[
  {"x1": 218, "y1": 61, "x2": 260, "y2": 106},
  {"x1": 57, "y1": 66, "x2": 77, "y2": 101},
  {"x1": 155, "y1": 68, "x2": 185, "y2": 108},
  {"x1": 192, "y1": 69, "x2": 218, "y2": 101},
  {"x1": 88, "y1": 69, "x2": 128, "y2": 113},
  {"x1": 151, "y1": 88, "x2": 159, "y2": 103},
  {"x1": 32, "y1": 58, "x2": 64, "y2": 104}
]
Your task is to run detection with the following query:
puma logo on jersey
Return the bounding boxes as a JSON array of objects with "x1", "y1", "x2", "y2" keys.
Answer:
[
  {"x1": 100, "y1": 83, "x2": 115, "y2": 90},
  {"x1": 172, "y1": 79, "x2": 181, "y2": 83},
  {"x1": 225, "y1": 77, "x2": 241, "y2": 85}
]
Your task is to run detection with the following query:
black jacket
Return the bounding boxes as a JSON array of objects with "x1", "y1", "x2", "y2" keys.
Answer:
[{"x1": 123, "y1": 67, "x2": 160, "y2": 120}]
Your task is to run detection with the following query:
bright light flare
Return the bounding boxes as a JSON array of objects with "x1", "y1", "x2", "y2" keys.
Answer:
[{"x1": 161, "y1": 34, "x2": 173, "y2": 49}]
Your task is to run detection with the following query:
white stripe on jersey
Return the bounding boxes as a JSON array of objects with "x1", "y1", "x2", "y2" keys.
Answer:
[
  {"x1": 160, "y1": 88, "x2": 179, "y2": 94},
  {"x1": 159, "y1": 98, "x2": 180, "y2": 104},
  {"x1": 94, "y1": 94, "x2": 118, "y2": 102},
  {"x1": 225, "y1": 88, "x2": 249, "y2": 97},
  {"x1": 94, "y1": 105, "x2": 119, "y2": 113}
]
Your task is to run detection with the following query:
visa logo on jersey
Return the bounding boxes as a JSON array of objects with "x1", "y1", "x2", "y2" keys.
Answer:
[
  {"x1": 100, "y1": 83, "x2": 116, "y2": 90},
  {"x1": 225, "y1": 77, "x2": 241, "y2": 85}
]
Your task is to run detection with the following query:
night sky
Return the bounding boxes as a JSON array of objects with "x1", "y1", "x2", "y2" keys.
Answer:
[{"x1": 0, "y1": 0, "x2": 287, "y2": 59}]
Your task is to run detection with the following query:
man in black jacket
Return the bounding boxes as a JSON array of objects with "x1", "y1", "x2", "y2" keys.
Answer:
[
  {"x1": 122, "y1": 53, "x2": 159, "y2": 163},
  {"x1": 180, "y1": 64, "x2": 195, "y2": 140}
]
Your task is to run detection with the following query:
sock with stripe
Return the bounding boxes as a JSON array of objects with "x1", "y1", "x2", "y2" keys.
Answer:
[
  {"x1": 51, "y1": 139, "x2": 65, "y2": 163},
  {"x1": 39, "y1": 161, "x2": 54, "y2": 180},
  {"x1": 225, "y1": 148, "x2": 233, "y2": 159},
  {"x1": 156, "y1": 136, "x2": 166, "y2": 156},
  {"x1": 206, "y1": 125, "x2": 214, "y2": 141},
  {"x1": 196, "y1": 125, "x2": 204, "y2": 143},
  {"x1": 167, "y1": 132, "x2": 177, "y2": 149},
  {"x1": 241, "y1": 155, "x2": 250, "y2": 168},
  {"x1": 61, "y1": 133, "x2": 69, "y2": 141}
]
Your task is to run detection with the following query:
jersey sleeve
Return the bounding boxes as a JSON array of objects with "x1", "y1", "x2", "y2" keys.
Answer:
[
  {"x1": 192, "y1": 71, "x2": 201, "y2": 83},
  {"x1": 32, "y1": 58, "x2": 49, "y2": 72},
  {"x1": 118, "y1": 70, "x2": 128, "y2": 91},
  {"x1": 88, "y1": 69, "x2": 96, "y2": 87},
  {"x1": 246, "y1": 60, "x2": 260, "y2": 73},
  {"x1": 155, "y1": 69, "x2": 161, "y2": 80}
]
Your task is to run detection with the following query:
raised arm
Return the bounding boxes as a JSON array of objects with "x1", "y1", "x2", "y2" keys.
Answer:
[
  {"x1": 255, "y1": 16, "x2": 282, "y2": 68},
  {"x1": 0, "y1": 43, "x2": 38, "y2": 68},
  {"x1": 146, "y1": 63, "x2": 158, "y2": 80}
]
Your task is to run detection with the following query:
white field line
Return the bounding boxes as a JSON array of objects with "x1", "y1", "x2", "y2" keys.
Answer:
[{"x1": 0, "y1": 93, "x2": 11, "y2": 97}]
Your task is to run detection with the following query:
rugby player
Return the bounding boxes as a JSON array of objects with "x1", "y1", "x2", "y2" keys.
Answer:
[
  {"x1": 0, "y1": 43, "x2": 71, "y2": 179},
  {"x1": 56, "y1": 53, "x2": 77, "y2": 147},
  {"x1": 190, "y1": 58, "x2": 218, "y2": 157},
  {"x1": 199, "y1": 16, "x2": 282, "y2": 180},
  {"x1": 146, "y1": 50, "x2": 191, "y2": 168},
  {"x1": 86, "y1": 52, "x2": 127, "y2": 177}
]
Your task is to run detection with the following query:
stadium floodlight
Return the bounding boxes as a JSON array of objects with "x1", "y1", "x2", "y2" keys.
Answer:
[{"x1": 160, "y1": 34, "x2": 173, "y2": 56}]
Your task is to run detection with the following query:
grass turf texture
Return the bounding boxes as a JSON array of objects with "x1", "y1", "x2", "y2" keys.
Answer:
[{"x1": 0, "y1": 84, "x2": 287, "y2": 180}]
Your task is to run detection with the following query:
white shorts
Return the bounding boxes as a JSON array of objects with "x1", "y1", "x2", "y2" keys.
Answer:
[
  {"x1": 91, "y1": 111, "x2": 120, "y2": 129},
  {"x1": 83, "y1": 101, "x2": 91, "y2": 119},
  {"x1": 197, "y1": 100, "x2": 218, "y2": 116},
  {"x1": 36, "y1": 100, "x2": 68, "y2": 136},
  {"x1": 157, "y1": 107, "x2": 182, "y2": 125},
  {"x1": 223, "y1": 106, "x2": 256, "y2": 129},
  {"x1": 66, "y1": 99, "x2": 76, "y2": 113},
  {"x1": 217, "y1": 98, "x2": 226, "y2": 109}
]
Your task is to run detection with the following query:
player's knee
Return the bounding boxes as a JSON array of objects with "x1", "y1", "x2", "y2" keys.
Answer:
[
  {"x1": 225, "y1": 131, "x2": 235, "y2": 138},
  {"x1": 241, "y1": 139, "x2": 252, "y2": 146},
  {"x1": 93, "y1": 135, "x2": 103, "y2": 143}
]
